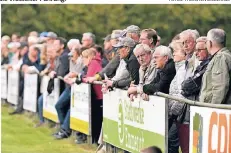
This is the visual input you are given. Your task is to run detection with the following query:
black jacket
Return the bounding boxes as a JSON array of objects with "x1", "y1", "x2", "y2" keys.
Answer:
[
  {"x1": 181, "y1": 59, "x2": 210, "y2": 98},
  {"x1": 143, "y1": 59, "x2": 176, "y2": 95},
  {"x1": 113, "y1": 50, "x2": 140, "y2": 89},
  {"x1": 54, "y1": 49, "x2": 69, "y2": 77},
  {"x1": 98, "y1": 54, "x2": 120, "y2": 79}
]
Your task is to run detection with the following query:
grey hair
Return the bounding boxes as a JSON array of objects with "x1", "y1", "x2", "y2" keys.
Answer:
[
  {"x1": 180, "y1": 29, "x2": 200, "y2": 41},
  {"x1": 155, "y1": 45, "x2": 173, "y2": 59},
  {"x1": 2, "y1": 35, "x2": 11, "y2": 41},
  {"x1": 83, "y1": 32, "x2": 96, "y2": 43},
  {"x1": 133, "y1": 43, "x2": 152, "y2": 54},
  {"x1": 67, "y1": 39, "x2": 80, "y2": 48},
  {"x1": 207, "y1": 28, "x2": 226, "y2": 47},
  {"x1": 196, "y1": 36, "x2": 207, "y2": 43}
]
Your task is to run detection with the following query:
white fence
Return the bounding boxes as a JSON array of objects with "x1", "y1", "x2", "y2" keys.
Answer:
[
  {"x1": 1, "y1": 68, "x2": 8, "y2": 99},
  {"x1": 23, "y1": 73, "x2": 38, "y2": 112},
  {"x1": 1, "y1": 68, "x2": 231, "y2": 153},
  {"x1": 7, "y1": 70, "x2": 19, "y2": 105}
]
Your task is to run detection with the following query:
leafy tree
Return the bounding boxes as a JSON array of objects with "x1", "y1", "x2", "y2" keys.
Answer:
[{"x1": 2, "y1": 4, "x2": 231, "y2": 47}]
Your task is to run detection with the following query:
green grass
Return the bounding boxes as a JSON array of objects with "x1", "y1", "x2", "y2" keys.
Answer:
[{"x1": 1, "y1": 103, "x2": 96, "y2": 153}]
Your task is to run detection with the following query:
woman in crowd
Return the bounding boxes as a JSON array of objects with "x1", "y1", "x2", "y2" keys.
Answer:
[
  {"x1": 36, "y1": 44, "x2": 58, "y2": 127},
  {"x1": 74, "y1": 48, "x2": 103, "y2": 144},
  {"x1": 168, "y1": 41, "x2": 186, "y2": 128}
]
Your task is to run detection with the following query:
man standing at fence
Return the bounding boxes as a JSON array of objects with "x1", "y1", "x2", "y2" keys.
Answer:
[
  {"x1": 127, "y1": 44, "x2": 157, "y2": 100},
  {"x1": 103, "y1": 37, "x2": 140, "y2": 89},
  {"x1": 87, "y1": 25, "x2": 140, "y2": 84},
  {"x1": 200, "y1": 28, "x2": 231, "y2": 104},
  {"x1": 136, "y1": 46, "x2": 176, "y2": 99},
  {"x1": 53, "y1": 44, "x2": 84, "y2": 139},
  {"x1": 34, "y1": 37, "x2": 69, "y2": 126},
  {"x1": 9, "y1": 45, "x2": 45, "y2": 115}
]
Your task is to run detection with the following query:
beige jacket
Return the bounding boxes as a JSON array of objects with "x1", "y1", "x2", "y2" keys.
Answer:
[{"x1": 200, "y1": 47, "x2": 231, "y2": 104}]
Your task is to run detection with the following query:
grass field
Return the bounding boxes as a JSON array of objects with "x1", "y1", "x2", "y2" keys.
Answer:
[{"x1": 1, "y1": 103, "x2": 96, "y2": 153}]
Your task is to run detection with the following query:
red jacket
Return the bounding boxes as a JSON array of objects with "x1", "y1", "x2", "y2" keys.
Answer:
[{"x1": 84, "y1": 55, "x2": 103, "y2": 100}]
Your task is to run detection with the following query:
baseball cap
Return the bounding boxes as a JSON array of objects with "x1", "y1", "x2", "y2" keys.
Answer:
[
  {"x1": 40, "y1": 32, "x2": 48, "y2": 37},
  {"x1": 46, "y1": 32, "x2": 57, "y2": 39},
  {"x1": 126, "y1": 25, "x2": 140, "y2": 34},
  {"x1": 112, "y1": 37, "x2": 136, "y2": 48},
  {"x1": 111, "y1": 30, "x2": 123, "y2": 39}
]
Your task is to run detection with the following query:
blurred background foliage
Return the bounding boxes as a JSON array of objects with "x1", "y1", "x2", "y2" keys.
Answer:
[{"x1": 2, "y1": 4, "x2": 231, "y2": 47}]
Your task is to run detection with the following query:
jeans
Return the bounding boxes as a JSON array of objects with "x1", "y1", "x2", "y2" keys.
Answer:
[
  {"x1": 168, "y1": 123, "x2": 180, "y2": 153},
  {"x1": 38, "y1": 95, "x2": 44, "y2": 123},
  {"x1": 61, "y1": 109, "x2": 71, "y2": 133},
  {"x1": 55, "y1": 87, "x2": 71, "y2": 124}
]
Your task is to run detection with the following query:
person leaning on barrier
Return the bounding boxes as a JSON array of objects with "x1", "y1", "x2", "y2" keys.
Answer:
[
  {"x1": 52, "y1": 44, "x2": 84, "y2": 139},
  {"x1": 140, "y1": 146, "x2": 162, "y2": 153},
  {"x1": 36, "y1": 44, "x2": 58, "y2": 127},
  {"x1": 127, "y1": 44, "x2": 157, "y2": 101},
  {"x1": 86, "y1": 30, "x2": 124, "y2": 83},
  {"x1": 9, "y1": 45, "x2": 45, "y2": 115},
  {"x1": 70, "y1": 48, "x2": 103, "y2": 144},
  {"x1": 47, "y1": 37, "x2": 69, "y2": 93},
  {"x1": 103, "y1": 37, "x2": 140, "y2": 90},
  {"x1": 172, "y1": 36, "x2": 211, "y2": 153},
  {"x1": 166, "y1": 41, "x2": 187, "y2": 153},
  {"x1": 200, "y1": 28, "x2": 231, "y2": 104},
  {"x1": 134, "y1": 45, "x2": 176, "y2": 100},
  {"x1": 181, "y1": 36, "x2": 210, "y2": 100},
  {"x1": 168, "y1": 41, "x2": 187, "y2": 126},
  {"x1": 97, "y1": 25, "x2": 141, "y2": 82},
  {"x1": 35, "y1": 38, "x2": 69, "y2": 125},
  {"x1": 6, "y1": 42, "x2": 29, "y2": 71}
]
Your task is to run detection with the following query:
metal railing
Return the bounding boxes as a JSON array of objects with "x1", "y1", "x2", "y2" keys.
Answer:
[{"x1": 90, "y1": 80, "x2": 231, "y2": 110}]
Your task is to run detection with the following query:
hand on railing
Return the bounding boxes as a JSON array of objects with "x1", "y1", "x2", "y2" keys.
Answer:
[
  {"x1": 141, "y1": 93, "x2": 149, "y2": 101},
  {"x1": 129, "y1": 93, "x2": 137, "y2": 102},
  {"x1": 101, "y1": 83, "x2": 108, "y2": 94},
  {"x1": 85, "y1": 77, "x2": 96, "y2": 83}
]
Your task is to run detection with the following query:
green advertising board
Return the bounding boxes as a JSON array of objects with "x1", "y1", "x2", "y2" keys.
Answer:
[{"x1": 103, "y1": 89, "x2": 168, "y2": 153}]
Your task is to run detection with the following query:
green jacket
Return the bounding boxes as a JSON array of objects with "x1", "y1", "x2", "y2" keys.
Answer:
[{"x1": 200, "y1": 47, "x2": 231, "y2": 104}]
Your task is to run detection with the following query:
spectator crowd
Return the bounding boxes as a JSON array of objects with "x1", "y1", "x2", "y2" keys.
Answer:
[{"x1": 1, "y1": 25, "x2": 231, "y2": 153}]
